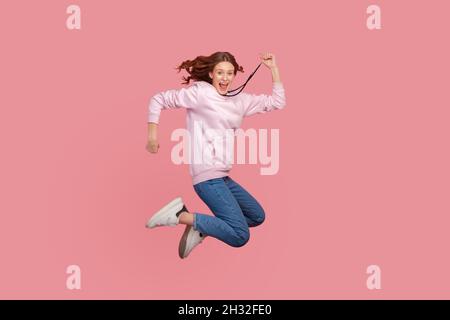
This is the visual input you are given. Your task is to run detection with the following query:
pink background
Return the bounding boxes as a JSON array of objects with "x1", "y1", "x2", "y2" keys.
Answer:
[{"x1": 1, "y1": 0, "x2": 449, "y2": 299}]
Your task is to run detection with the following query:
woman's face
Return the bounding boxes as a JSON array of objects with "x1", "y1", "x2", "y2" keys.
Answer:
[{"x1": 209, "y1": 61, "x2": 235, "y2": 94}]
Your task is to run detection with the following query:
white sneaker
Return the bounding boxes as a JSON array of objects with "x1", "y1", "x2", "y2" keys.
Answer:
[
  {"x1": 146, "y1": 197, "x2": 187, "y2": 229},
  {"x1": 178, "y1": 225, "x2": 206, "y2": 259}
]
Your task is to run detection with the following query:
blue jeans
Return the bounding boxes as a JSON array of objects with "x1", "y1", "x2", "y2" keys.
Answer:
[{"x1": 193, "y1": 176, "x2": 266, "y2": 247}]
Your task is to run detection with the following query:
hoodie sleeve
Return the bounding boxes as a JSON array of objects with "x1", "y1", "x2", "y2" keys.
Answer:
[
  {"x1": 148, "y1": 83, "x2": 199, "y2": 124},
  {"x1": 241, "y1": 82, "x2": 286, "y2": 117}
]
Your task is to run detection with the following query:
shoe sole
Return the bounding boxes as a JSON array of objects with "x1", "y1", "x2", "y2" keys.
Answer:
[
  {"x1": 178, "y1": 225, "x2": 192, "y2": 259},
  {"x1": 146, "y1": 197, "x2": 183, "y2": 228}
]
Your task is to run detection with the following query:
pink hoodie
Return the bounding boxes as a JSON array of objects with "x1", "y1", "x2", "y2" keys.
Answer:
[{"x1": 148, "y1": 80, "x2": 286, "y2": 185}]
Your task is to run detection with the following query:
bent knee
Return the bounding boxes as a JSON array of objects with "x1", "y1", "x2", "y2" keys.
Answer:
[
  {"x1": 252, "y1": 207, "x2": 266, "y2": 226},
  {"x1": 255, "y1": 209, "x2": 266, "y2": 225},
  {"x1": 229, "y1": 229, "x2": 250, "y2": 247}
]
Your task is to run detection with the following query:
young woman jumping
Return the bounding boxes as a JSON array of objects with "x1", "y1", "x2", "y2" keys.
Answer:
[{"x1": 146, "y1": 51, "x2": 286, "y2": 259}]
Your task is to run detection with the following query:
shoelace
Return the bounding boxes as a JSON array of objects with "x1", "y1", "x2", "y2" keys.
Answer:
[{"x1": 219, "y1": 62, "x2": 262, "y2": 97}]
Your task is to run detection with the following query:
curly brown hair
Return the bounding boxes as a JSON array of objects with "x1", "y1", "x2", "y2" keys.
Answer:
[{"x1": 175, "y1": 52, "x2": 245, "y2": 85}]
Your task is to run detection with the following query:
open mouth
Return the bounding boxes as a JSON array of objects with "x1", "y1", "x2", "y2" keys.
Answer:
[{"x1": 219, "y1": 82, "x2": 228, "y2": 90}]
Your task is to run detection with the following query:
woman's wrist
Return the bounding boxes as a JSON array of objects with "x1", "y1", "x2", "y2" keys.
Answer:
[
  {"x1": 270, "y1": 66, "x2": 281, "y2": 83},
  {"x1": 148, "y1": 122, "x2": 158, "y2": 140}
]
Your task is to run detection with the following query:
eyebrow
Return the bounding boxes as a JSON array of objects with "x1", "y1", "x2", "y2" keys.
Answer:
[{"x1": 217, "y1": 69, "x2": 234, "y2": 72}]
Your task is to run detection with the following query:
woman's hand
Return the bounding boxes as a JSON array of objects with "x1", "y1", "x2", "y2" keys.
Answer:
[
  {"x1": 146, "y1": 139, "x2": 160, "y2": 153},
  {"x1": 259, "y1": 52, "x2": 277, "y2": 69}
]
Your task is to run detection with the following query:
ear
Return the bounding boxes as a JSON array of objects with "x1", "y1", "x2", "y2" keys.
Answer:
[{"x1": 208, "y1": 72, "x2": 212, "y2": 79}]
